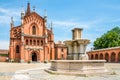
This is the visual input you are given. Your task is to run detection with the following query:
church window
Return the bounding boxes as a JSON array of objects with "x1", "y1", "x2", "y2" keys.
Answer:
[
  {"x1": 16, "y1": 45, "x2": 20, "y2": 53},
  {"x1": 34, "y1": 40, "x2": 36, "y2": 45},
  {"x1": 26, "y1": 39, "x2": 28, "y2": 45},
  {"x1": 30, "y1": 40, "x2": 32, "y2": 45},
  {"x1": 41, "y1": 40, "x2": 43, "y2": 46},
  {"x1": 37, "y1": 40, "x2": 39, "y2": 45},
  {"x1": 32, "y1": 26, "x2": 36, "y2": 35}
]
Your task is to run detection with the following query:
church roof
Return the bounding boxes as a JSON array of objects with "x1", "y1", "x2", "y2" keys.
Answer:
[
  {"x1": 12, "y1": 25, "x2": 21, "y2": 30},
  {"x1": 24, "y1": 2, "x2": 44, "y2": 20},
  {"x1": 24, "y1": 12, "x2": 44, "y2": 20}
]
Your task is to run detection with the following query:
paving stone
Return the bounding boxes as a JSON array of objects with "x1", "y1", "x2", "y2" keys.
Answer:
[
  {"x1": 0, "y1": 72, "x2": 14, "y2": 76},
  {"x1": 1, "y1": 63, "x2": 120, "y2": 80}
]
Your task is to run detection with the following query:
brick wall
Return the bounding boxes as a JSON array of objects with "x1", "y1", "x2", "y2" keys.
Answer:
[
  {"x1": 0, "y1": 56, "x2": 7, "y2": 62},
  {"x1": 87, "y1": 47, "x2": 120, "y2": 63}
]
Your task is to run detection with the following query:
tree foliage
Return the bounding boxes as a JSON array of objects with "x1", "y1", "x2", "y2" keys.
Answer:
[{"x1": 93, "y1": 27, "x2": 120, "y2": 50}]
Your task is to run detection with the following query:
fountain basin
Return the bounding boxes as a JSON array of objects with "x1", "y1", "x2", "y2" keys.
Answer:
[{"x1": 45, "y1": 60, "x2": 109, "y2": 76}]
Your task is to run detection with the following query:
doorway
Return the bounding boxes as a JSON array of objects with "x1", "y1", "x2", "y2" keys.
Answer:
[{"x1": 32, "y1": 52, "x2": 37, "y2": 62}]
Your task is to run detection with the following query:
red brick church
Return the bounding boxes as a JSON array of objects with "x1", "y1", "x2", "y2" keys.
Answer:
[{"x1": 9, "y1": 3, "x2": 67, "y2": 62}]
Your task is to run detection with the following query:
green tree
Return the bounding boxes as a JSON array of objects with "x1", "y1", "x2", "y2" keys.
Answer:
[{"x1": 93, "y1": 27, "x2": 120, "y2": 50}]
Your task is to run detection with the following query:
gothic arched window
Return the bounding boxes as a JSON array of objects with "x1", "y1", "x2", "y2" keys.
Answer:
[
  {"x1": 16, "y1": 45, "x2": 20, "y2": 53},
  {"x1": 32, "y1": 26, "x2": 36, "y2": 35}
]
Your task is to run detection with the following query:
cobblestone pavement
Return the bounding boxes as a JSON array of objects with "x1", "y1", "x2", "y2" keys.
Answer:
[
  {"x1": 0, "y1": 62, "x2": 50, "y2": 80},
  {"x1": 0, "y1": 63, "x2": 120, "y2": 80},
  {"x1": 11, "y1": 63, "x2": 120, "y2": 80},
  {"x1": 12, "y1": 68, "x2": 120, "y2": 80}
]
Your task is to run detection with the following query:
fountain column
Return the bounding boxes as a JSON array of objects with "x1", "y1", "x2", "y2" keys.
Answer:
[
  {"x1": 73, "y1": 42, "x2": 78, "y2": 60},
  {"x1": 64, "y1": 28, "x2": 90, "y2": 60},
  {"x1": 67, "y1": 44, "x2": 73, "y2": 59}
]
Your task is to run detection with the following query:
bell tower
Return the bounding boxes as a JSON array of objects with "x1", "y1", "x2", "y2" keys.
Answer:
[{"x1": 25, "y1": 2, "x2": 31, "y2": 16}]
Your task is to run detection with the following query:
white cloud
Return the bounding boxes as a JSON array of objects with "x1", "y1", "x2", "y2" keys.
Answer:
[
  {"x1": 0, "y1": 8, "x2": 8, "y2": 13},
  {"x1": 0, "y1": 40, "x2": 9, "y2": 49},
  {"x1": 0, "y1": 7, "x2": 20, "y2": 24},
  {"x1": 53, "y1": 20, "x2": 89, "y2": 28},
  {"x1": 0, "y1": 8, "x2": 20, "y2": 16},
  {"x1": 52, "y1": 18, "x2": 105, "y2": 29},
  {"x1": 52, "y1": 20, "x2": 91, "y2": 35}
]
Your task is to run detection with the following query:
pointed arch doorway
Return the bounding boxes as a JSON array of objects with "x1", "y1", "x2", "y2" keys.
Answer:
[{"x1": 32, "y1": 52, "x2": 37, "y2": 62}]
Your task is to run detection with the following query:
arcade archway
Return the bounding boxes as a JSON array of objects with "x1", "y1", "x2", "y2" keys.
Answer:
[
  {"x1": 100, "y1": 53, "x2": 103, "y2": 60},
  {"x1": 91, "y1": 54, "x2": 94, "y2": 60},
  {"x1": 105, "y1": 53, "x2": 109, "y2": 62},
  {"x1": 95, "y1": 54, "x2": 98, "y2": 60},
  {"x1": 118, "y1": 52, "x2": 120, "y2": 62},
  {"x1": 111, "y1": 52, "x2": 116, "y2": 62}
]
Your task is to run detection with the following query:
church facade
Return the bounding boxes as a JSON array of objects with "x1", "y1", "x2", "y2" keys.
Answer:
[{"x1": 9, "y1": 3, "x2": 67, "y2": 62}]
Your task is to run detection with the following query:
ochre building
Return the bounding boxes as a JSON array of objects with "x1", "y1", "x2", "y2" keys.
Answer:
[
  {"x1": 9, "y1": 3, "x2": 67, "y2": 62},
  {"x1": 54, "y1": 41, "x2": 67, "y2": 60},
  {"x1": 87, "y1": 47, "x2": 120, "y2": 63}
]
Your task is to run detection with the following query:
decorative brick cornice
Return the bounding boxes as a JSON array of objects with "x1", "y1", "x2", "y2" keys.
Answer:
[{"x1": 87, "y1": 46, "x2": 120, "y2": 52}]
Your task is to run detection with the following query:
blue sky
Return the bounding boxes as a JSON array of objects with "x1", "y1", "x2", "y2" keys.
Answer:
[{"x1": 0, "y1": 0, "x2": 120, "y2": 51}]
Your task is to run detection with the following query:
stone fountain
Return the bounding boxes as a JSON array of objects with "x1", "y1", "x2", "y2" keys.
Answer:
[
  {"x1": 64, "y1": 28, "x2": 90, "y2": 60},
  {"x1": 45, "y1": 28, "x2": 109, "y2": 76}
]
